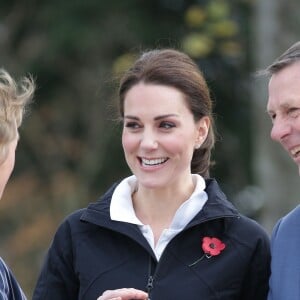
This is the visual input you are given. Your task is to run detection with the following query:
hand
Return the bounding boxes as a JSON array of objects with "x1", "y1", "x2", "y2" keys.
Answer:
[{"x1": 97, "y1": 288, "x2": 148, "y2": 300}]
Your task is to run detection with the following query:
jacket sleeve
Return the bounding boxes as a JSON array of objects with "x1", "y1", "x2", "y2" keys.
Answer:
[
  {"x1": 239, "y1": 229, "x2": 271, "y2": 300},
  {"x1": 32, "y1": 219, "x2": 79, "y2": 300},
  {"x1": 267, "y1": 209, "x2": 300, "y2": 300},
  {"x1": 0, "y1": 258, "x2": 27, "y2": 300}
]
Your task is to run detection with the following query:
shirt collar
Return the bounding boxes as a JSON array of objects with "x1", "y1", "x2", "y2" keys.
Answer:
[{"x1": 110, "y1": 174, "x2": 208, "y2": 229}]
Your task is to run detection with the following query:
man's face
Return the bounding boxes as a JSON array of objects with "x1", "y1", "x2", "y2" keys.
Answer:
[
  {"x1": 267, "y1": 61, "x2": 300, "y2": 173},
  {"x1": 0, "y1": 137, "x2": 18, "y2": 199}
]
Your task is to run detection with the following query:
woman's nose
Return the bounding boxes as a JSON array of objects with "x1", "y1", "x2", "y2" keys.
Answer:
[{"x1": 140, "y1": 130, "x2": 158, "y2": 149}]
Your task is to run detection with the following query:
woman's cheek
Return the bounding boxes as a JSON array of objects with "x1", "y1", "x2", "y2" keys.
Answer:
[{"x1": 122, "y1": 132, "x2": 138, "y2": 153}]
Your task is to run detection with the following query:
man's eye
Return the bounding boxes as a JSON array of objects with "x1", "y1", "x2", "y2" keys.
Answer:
[
  {"x1": 289, "y1": 108, "x2": 300, "y2": 117},
  {"x1": 270, "y1": 114, "x2": 276, "y2": 121},
  {"x1": 268, "y1": 113, "x2": 275, "y2": 122},
  {"x1": 160, "y1": 121, "x2": 175, "y2": 129}
]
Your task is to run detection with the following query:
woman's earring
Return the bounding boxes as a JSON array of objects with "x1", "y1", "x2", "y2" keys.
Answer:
[{"x1": 194, "y1": 144, "x2": 201, "y2": 149}]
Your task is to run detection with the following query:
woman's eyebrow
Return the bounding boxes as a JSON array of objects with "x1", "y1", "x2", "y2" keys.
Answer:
[
  {"x1": 154, "y1": 114, "x2": 179, "y2": 120},
  {"x1": 124, "y1": 114, "x2": 179, "y2": 121},
  {"x1": 123, "y1": 115, "x2": 139, "y2": 120}
]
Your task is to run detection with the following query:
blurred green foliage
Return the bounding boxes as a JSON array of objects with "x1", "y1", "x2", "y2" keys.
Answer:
[{"x1": 0, "y1": 0, "x2": 253, "y2": 297}]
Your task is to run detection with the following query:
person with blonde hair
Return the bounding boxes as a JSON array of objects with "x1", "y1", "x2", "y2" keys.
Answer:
[{"x1": 0, "y1": 69, "x2": 35, "y2": 299}]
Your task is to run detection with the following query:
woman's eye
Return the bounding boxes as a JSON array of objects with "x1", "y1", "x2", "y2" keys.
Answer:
[
  {"x1": 160, "y1": 121, "x2": 175, "y2": 129},
  {"x1": 124, "y1": 122, "x2": 140, "y2": 129}
]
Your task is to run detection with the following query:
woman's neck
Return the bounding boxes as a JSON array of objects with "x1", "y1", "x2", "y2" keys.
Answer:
[{"x1": 132, "y1": 177, "x2": 195, "y2": 243}]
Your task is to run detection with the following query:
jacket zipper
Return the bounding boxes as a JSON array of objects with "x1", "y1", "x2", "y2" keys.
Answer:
[
  {"x1": 146, "y1": 255, "x2": 155, "y2": 299},
  {"x1": 146, "y1": 275, "x2": 153, "y2": 299}
]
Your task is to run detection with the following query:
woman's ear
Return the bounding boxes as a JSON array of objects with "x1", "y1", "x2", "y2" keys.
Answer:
[{"x1": 194, "y1": 116, "x2": 210, "y2": 149}]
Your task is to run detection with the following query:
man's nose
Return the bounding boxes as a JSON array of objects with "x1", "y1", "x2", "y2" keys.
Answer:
[{"x1": 270, "y1": 118, "x2": 292, "y2": 142}]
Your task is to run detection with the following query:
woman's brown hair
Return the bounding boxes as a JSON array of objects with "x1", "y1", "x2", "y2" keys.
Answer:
[{"x1": 118, "y1": 49, "x2": 215, "y2": 178}]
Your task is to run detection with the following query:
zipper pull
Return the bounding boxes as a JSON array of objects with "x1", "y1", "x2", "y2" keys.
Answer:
[{"x1": 146, "y1": 275, "x2": 154, "y2": 294}]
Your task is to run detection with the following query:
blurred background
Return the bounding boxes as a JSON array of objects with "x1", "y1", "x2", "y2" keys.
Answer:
[{"x1": 1, "y1": 0, "x2": 300, "y2": 297}]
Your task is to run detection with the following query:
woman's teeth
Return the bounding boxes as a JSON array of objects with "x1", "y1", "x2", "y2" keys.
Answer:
[{"x1": 141, "y1": 157, "x2": 168, "y2": 166}]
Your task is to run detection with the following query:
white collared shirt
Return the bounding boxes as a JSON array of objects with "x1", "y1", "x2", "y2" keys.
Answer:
[{"x1": 110, "y1": 174, "x2": 208, "y2": 260}]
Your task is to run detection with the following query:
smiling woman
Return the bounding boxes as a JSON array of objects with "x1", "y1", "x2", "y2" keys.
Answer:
[{"x1": 33, "y1": 49, "x2": 271, "y2": 300}]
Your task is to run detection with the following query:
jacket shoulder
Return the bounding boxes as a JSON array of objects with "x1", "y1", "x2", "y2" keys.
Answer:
[
  {"x1": 236, "y1": 214, "x2": 269, "y2": 238},
  {"x1": 271, "y1": 205, "x2": 300, "y2": 242}
]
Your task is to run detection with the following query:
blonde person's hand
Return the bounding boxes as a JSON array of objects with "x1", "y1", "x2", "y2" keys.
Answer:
[{"x1": 97, "y1": 288, "x2": 148, "y2": 300}]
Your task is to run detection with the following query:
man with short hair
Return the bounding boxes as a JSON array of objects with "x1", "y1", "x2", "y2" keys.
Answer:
[{"x1": 264, "y1": 41, "x2": 300, "y2": 300}]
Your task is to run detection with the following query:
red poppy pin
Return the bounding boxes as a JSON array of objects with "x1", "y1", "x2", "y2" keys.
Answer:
[
  {"x1": 189, "y1": 236, "x2": 226, "y2": 267},
  {"x1": 202, "y1": 237, "x2": 226, "y2": 257}
]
